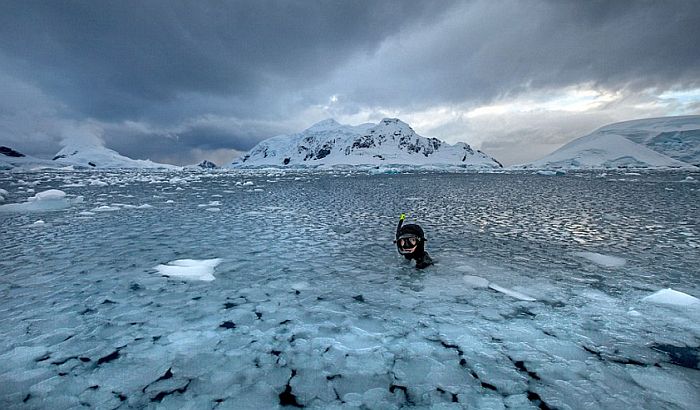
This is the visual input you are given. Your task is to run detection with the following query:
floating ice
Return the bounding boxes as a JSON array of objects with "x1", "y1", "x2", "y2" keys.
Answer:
[
  {"x1": 462, "y1": 275, "x2": 490, "y2": 288},
  {"x1": 462, "y1": 275, "x2": 536, "y2": 301},
  {"x1": 641, "y1": 288, "x2": 700, "y2": 306},
  {"x1": 0, "y1": 189, "x2": 81, "y2": 212},
  {"x1": 574, "y1": 251, "x2": 626, "y2": 267},
  {"x1": 291, "y1": 281, "x2": 311, "y2": 291},
  {"x1": 121, "y1": 204, "x2": 153, "y2": 209},
  {"x1": 1, "y1": 170, "x2": 699, "y2": 409},
  {"x1": 198, "y1": 201, "x2": 220, "y2": 207},
  {"x1": 87, "y1": 179, "x2": 109, "y2": 187},
  {"x1": 242, "y1": 181, "x2": 254, "y2": 186},
  {"x1": 488, "y1": 283, "x2": 537, "y2": 301},
  {"x1": 92, "y1": 205, "x2": 121, "y2": 212},
  {"x1": 154, "y1": 258, "x2": 223, "y2": 281}
]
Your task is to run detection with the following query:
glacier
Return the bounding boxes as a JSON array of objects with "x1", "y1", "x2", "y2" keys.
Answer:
[
  {"x1": 517, "y1": 115, "x2": 700, "y2": 170},
  {"x1": 0, "y1": 169, "x2": 698, "y2": 409}
]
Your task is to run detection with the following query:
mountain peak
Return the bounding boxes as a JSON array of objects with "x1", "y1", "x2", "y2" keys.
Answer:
[
  {"x1": 231, "y1": 118, "x2": 501, "y2": 169},
  {"x1": 306, "y1": 118, "x2": 342, "y2": 132},
  {"x1": 375, "y1": 118, "x2": 415, "y2": 134}
]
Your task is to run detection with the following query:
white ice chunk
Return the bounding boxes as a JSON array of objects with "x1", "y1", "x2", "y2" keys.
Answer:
[
  {"x1": 462, "y1": 275, "x2": 535, "y2": 301},
  {"x1": 488, "y1": 283, "x2": 536, "y2": 301},
  {"x1": 462, "y1": 275, "x2": 490, "y2": 288},
  {"x1": 87, "y1": 179, "x2": 109, "y2": 186},
  {"x1": 154, "y1": 258, "x2": 223, "y2": 281},
  {"x1": 641, "y1": 288, "x2": 700, "y2": 306},
  {"x1": 92, "y1": 205, "x2": 121, "y2": 212},
  {"x1": 34, "y1": 190, "x2": 66, "y2": 201},
  {"x1": 121, "y1": 204, "x2": 153, "y2": 209},
  {"x1": 574, "y1": 251, "x2": 626, "y2": 267},
  {"x1": 242, "y1": 181, "x2": 254, "y2": 186},
  {"x1": 0, "y1": 189, "x2": 79, "y2": 212},
  {"x1": 291, "y1": 281, "x2": 311, "y2": 291}
]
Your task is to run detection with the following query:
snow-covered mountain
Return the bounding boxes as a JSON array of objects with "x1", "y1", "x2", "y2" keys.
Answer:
[
  {"x1": 230, "y1": 118, "x2": 502, "y2": 169},
  {"x1": 52, "y1": 144, "x2": 177, "y2": 169},
  {"x1": 0, "y1": 146, "x2": 58, "y2": 170},
  {"x1": 590, "y1": 115, "x2": 700, "y2": 166},
  {"x1": 518, "y1": 116, "x2": 700, "y2": 170}
]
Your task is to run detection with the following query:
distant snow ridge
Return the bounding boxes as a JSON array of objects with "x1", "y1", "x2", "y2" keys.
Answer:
[
  {"x1": 52, "y1": 144, "x2": 177, "y2": 169},
  {"x1": 230, "y1": 118, "x2": 502, "y2": 169},
  {"x1": 0, "y1": 146, "x2": 58, "y2": 170},
  {"x1": 518, "y1": 115, "x2": 700, "y2": 170}
]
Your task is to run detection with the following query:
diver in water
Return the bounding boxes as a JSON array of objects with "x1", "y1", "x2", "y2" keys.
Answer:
[{"x1": 395, "y1": 214, "x2": 433, "y2": 269}]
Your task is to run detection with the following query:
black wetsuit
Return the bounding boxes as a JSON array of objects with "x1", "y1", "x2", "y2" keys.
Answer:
[{"x1": 411, "y1": 250, "x2": 433, "y2": 269}]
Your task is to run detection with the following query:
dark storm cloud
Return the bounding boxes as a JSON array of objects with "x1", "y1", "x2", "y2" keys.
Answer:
[
  {"x1": 327, "y1": 0, "x2": 700, "y2": 107},
  {"x1": 0, "y1": 0, "x2": 447, "y2": 120},
  {"x1": 1, "y1": 0, "x2": 699, "y2": 164}
]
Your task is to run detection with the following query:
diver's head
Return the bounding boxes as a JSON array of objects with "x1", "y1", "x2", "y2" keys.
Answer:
[{"x1": 396, "y1": 223, "x2": 426, "y2": 257}]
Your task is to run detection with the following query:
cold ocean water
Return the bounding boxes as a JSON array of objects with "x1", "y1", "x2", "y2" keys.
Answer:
[{"x1": 0, "y1": 169, "x2": 698, "y2": 409}]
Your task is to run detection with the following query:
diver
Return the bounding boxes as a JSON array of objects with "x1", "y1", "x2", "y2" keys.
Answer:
[{"x1": 395, "y1": 213, "x2": 433, "y2": 269}]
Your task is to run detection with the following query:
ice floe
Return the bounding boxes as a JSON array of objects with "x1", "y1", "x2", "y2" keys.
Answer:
[
  {"x1": 641, "y1": 288, "x2": 700, "y2": 306},
  {"x1": 462, "y1": 275, "x2": 490, "y2": 288},
  {"x1": 574, "y1": 251, "x2": 627, "y2": 267},
  {"x1": 462, "y1": 275, "x2": 536, "y2": 301},
  {"x1": 488, "y1": 283, "x2": 537, "y2": 302},
  {"x1": 154, "y1": 258, "x2": 223, "y2": 281},
  {"x1": 92, "y1": 205, "x2": 121, "y2": 212},
  {"x1": 0, "y1": 189, "x2": 82, "y2": 212}
]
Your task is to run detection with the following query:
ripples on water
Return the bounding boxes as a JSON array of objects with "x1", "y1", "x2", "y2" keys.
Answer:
[{"x1": 0, "y1": 170, "x2": 698, "y2": 409}]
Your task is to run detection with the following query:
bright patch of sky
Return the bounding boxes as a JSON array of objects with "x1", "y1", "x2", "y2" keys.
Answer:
[{"x1": 310, "y1": 85, "x2": 699, "y2": 165}]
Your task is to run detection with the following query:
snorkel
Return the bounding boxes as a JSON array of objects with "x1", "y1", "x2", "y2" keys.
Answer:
[{"x1": 396, "y1": 213, "x2": 406, "y2": 240}]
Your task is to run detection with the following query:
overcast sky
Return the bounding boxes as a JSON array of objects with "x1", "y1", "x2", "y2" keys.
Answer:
[{"x1": 1, "y1": 0, "x2": 699, "y2": 166}]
